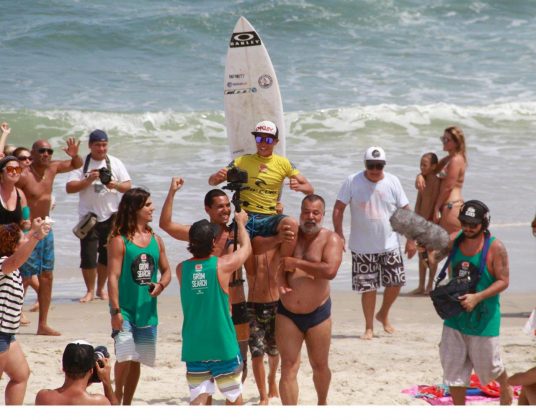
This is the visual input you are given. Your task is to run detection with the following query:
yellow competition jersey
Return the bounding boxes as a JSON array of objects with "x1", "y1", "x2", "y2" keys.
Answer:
[{"x1": 229, "y1": 153, "x2": 300, "y2": 214}]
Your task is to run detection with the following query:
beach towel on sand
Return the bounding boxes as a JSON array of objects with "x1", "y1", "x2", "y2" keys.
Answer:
[{"x1": 402, "y1": 374, "x2": 520, "y2": 405}]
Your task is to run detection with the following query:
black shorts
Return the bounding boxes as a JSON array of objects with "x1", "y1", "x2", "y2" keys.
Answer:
[{"x1": 80, "y1": 215, "x2": 115, "y2": 269}]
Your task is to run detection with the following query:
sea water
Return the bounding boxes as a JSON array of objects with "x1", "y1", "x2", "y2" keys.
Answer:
[{"x1": 1, "y1": 1, "x2": 536, "y2": 300}]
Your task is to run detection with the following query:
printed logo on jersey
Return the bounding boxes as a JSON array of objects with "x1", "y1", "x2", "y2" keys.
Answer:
[
  {"x1": 191, "y1": 268, "x2": 208, "y2": 294},
  {"x1": 130, "y1": 253, "x2": 156, "y2": 286},
  {"x1": 229, "y1": 31, "x2": 262, "y2": 48}
]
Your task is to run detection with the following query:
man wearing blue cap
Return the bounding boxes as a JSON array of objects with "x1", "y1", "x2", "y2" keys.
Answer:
[{"x1": 66, "y1": 129, "x2": 131, "y2": 304}]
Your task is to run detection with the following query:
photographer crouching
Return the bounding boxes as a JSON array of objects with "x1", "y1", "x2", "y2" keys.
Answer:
[{"x1": 35, "y1": 340, "x2": 118, "y2": 405}]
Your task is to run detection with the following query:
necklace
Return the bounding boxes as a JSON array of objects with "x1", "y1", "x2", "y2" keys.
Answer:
[{"x1": 30, "y1": 165, "x2": 46, "y2": 181}]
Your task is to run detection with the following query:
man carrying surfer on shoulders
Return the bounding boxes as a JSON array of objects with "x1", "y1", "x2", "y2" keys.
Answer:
[{"x1": 208, "y1": 120, "x2": 314, "y2": 293}]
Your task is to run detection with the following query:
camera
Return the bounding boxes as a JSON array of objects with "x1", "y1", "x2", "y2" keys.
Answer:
[
  {"x1": 98, "y1": 167, "x2": 112, "y2": 185},
  {"x1": 226, "y1": 166, "x2": 248, "y2": 184},
  {"x1": 90, "y1": 345, "x2": 110, "y2": 383}
]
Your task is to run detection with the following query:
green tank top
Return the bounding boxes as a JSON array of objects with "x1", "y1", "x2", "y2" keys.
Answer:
[
  {"x1": 444, "y1": 236, "x2": 500, "y2": 336},
  {"x1": 180, "y1": 255, "x2": 239, "y2": 362},
  {"x1": 118, "y1": 235, "x2": 160, "y2": 326}
]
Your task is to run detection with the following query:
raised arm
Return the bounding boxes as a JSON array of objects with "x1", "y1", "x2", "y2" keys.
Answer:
[
  {"x1": 159, "y1": 177, "x2": 190, "y2": 241},
  {"x1": 208, "y1": 167, "x2": 228, "y2": 186},
  {"x1": 218, "y1": 210, "x2": 252, "y2": 277},
  {"x1": 0, "y1": 122, "x2": 11, "y2": 157},
  {"x1": 55, "y1": 137, "x2": 83, "y2": 173},
  {"x1": 1, "y1": 219, "x2": 50, "y2": 274},
  {"x1": 288, "y1": 174, "x2": 314, "y2": 195}
]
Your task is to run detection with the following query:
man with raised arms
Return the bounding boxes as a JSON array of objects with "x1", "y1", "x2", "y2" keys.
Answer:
[
  {"x1": 17, "y1": 137, "x2": 83, "y2": 336},
  {"x1": 270, "y1": 194, "x2": 343, "y2": 405},
  {"x1": 159, "y1": 176, "x2": 250, "y2": 380}
]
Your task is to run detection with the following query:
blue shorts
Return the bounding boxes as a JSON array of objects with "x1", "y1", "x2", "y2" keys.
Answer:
[
  {"x1": 186, "y1": 354, "x2": 243, "y2": 402},
  {"x1": 19, "y1": 230, "x2": 54, "y2": 277},
  {"x1": 113, "y1": 319, "x2": 157, "y2": 367},
  {"x1": 245, "y1": 213, "x2": 286, "y2": 238},
  {"x1": 0, "y1": 332, "x2": 15, "y2": 353}
]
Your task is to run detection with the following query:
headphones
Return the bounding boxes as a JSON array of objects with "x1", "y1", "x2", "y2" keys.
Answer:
[{"x1": 459, "y1": 200, "x2": 490, "y2": 229}]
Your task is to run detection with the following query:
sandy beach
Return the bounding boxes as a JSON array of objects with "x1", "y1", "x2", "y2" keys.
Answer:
[{"x1": 9, "y1": 288, "x2": 536, "y2": 406}]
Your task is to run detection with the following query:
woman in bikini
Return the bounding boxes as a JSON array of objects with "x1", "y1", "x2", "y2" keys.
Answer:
[{"x1": 417, "y1": 126, "x2": 467, "y2": 234}]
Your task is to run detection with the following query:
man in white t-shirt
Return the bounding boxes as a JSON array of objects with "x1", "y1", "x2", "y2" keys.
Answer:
[
  {"x1": 332, "y1": 146, "x2": 416, "y2": 340},
  {"x1": 66, "y1": 130, "x2": 131, "y2": 303}
]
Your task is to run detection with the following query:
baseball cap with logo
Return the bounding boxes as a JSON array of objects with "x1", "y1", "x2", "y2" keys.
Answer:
[
  {"x1": 89, "y1": 129, "x2": 108, "y2": 143},
  {"x1": 458, "y1": 200, "x2": 490, "y2": 228},
  {"x1": 251, "y1": 120, "x2": 279, "y2": 138},
  {"x1": 364, "y1": 146, "x2": 386, "y2": 163}
]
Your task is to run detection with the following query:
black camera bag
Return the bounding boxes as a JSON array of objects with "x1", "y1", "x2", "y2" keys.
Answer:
[{"x1": 430, "y1": 231, "x2": 491, "y2": 320}]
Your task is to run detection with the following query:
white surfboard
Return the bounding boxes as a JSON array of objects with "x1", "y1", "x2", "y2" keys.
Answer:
[{"x1": 224, "y1": 16, "x2": 285, "y2": 159}]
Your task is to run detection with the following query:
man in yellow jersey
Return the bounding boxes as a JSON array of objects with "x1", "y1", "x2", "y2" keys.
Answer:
[{"x1": 208, "y1": 120, "x2": 313, "y2": 293}]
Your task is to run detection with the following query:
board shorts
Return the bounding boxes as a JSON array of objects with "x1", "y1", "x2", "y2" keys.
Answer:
[
  {"x1": 247, "y1": 301, "x2": 278, "y2": 358},
  {"x1": 113, "y1": 319, "x2": 157, "y2": 367},
  {"x1": 277, "y1": 298, "x2": 332, "y2": 333},
  {"x1": 185, "y1": 354, "x2": 243, "y2": 402},
  {"x1": 351, "y1": 248, "x2": 406, "y2": 293},
  {"x1": 19, "y1": 230, "x2": 54, "y2": 277},
  {"x1": 439, "y1": 325, "x2": 504, "y2": 387},
  {"x1": 80, "y1": 215, "x2": 114, "y2": 268},
  {"x1": 0, "y1": 332, "x2": 15, "y2": 353},
  {"x1": 245, "y1": 212, "x2": 286, "y2": 238}
]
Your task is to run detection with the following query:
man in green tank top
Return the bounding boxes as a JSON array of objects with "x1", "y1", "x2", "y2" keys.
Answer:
[
  {"x1": 439, "y1": 200, "x2": 513, "y2": 405},
  {"x1": 176, "y1": 210, "x2": 251, "y2": 405}
]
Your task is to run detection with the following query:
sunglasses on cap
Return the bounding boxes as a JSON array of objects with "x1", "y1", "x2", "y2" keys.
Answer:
[
  {"x1": 366, "y1": 162, "x2": 385, "y2": 171},
  {"x1": 37, "y1": 148, "x2": 54, "y2": 155},
  {"x1": 17, "y1": 155, "x2": 32, "y2": 162},
  {"x1": 255, "y1": 136, "x2": 276, "y2": 145},
  {"x1": 4, "y1": 166, "x2": 22, "y2": 175}
]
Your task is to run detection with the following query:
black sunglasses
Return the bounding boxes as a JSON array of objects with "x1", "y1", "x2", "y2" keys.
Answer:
[
  {"x1": 255, "y1": 136, "x2": 276, "y2": 145},
  {"x1": 366, "y1": 162, "x2": 385, "y2": 171},
  {"x1": 37, "y1": 148, "x2": 54, "y2": 155},
  {"x1": 460, "y1": 220, "x2": 479, "y2": 228}
]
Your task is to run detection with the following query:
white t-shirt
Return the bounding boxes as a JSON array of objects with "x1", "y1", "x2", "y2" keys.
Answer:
[
  {"x1": 336, "y1": 171, "x2": 409, "y2": 254},
  {"x1": 67, "y1": 154, "x2": 131, "y2": 222}
]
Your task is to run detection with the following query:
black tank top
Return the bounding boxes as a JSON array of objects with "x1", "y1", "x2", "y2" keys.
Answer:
[{"x1": 0, "y1": 189, "x2": 22, "y2": 225}]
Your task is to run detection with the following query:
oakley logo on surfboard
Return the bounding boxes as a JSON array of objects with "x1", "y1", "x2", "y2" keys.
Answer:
[{"x1": 229, "y1": 31, "x2": 262, "y2": 48}]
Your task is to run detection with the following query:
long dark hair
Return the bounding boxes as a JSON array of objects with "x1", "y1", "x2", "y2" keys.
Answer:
[{"x1": 111, "y1": 188, "x2": 152, "y2": 240}]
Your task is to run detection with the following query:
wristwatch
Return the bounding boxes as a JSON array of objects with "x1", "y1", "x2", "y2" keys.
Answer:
[{"x1": 109, "y1": 307, "x2": 121, "y2": 316}]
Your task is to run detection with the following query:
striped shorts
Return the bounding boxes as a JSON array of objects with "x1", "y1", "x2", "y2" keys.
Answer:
[
  {"x1": 113, "y1": 319, "x2": 157, "y2": 367},
  {"x1": 185, "y1": 354, "x2": 243, "y2": 402}
]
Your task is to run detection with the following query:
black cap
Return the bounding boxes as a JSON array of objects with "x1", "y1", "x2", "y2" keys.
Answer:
[
  {"x1": 459, "y1": 200, "x2": 490, "y2": 228},
  {"x1": 89, "y1": 129, "x2": 108, "y2": 143},
  {"x1": 189, "y1": 219, "x2": 218, "y2": 245}
]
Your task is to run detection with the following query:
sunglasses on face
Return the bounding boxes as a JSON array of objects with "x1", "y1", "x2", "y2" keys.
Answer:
[
  {"x1": 4, "y1": 166, "x2": 22, "y2": 175},
  {"x1": 255, "y1": 136, "x2": 275, "y2": 145},
  {"x1": 440, "y1": 135, "x2": 450, "y2": 144},
  {"x1": 460, "y1": 220, "x2": 479, "y2": 229},
  {"x1": 17, "y1": 156, "x2": 32, "y2": 162},
  {"x1": 366, "y1": 162, "x2": 385, "y2": 171},
  {"x1": 37, "y1": 148, "x2": 54, "y2": 155}
]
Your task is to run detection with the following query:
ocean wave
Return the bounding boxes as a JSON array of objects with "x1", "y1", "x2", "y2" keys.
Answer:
[{"x1": 1, "y1": 101, "x2": 535, "y2": 148}]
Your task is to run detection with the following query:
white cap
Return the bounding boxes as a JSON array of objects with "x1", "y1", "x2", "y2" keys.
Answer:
[
  {"x1": 251, "y1": 120, "x2": 278, "y2": 137},
  {"x1": 364, "y1": 146, "x2": 386, "y2": 163}
]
